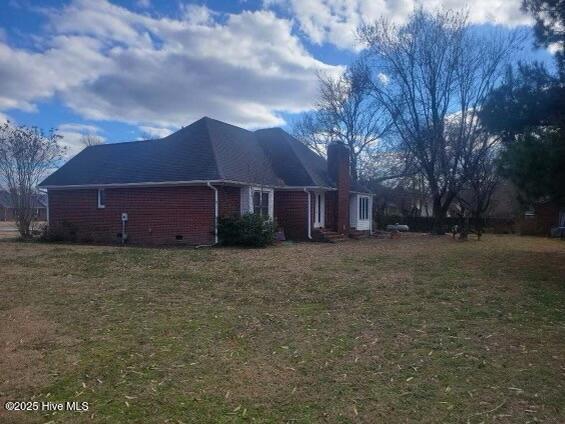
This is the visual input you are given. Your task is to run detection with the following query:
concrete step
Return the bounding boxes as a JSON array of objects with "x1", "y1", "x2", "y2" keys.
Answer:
[
  {"x1": 323, "y1": 233, "x2": 348, "y2": 243},
  {"x1": 349, "y1": 230, "x2": 370, "y2": 240},
  {"x1": 313, "y1": 229, "x2": 348, "y2": 243}
]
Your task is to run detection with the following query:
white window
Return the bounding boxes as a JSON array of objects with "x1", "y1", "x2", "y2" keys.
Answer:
[
  {"x1": 359, "y1": 196, "x2": 369, "y2": 220},
  {"x1": 241, "y1": 187, "x2": 273, "y2": 219},
  {"x1": 97, "y1": 189, "x2": 106, "y2": 209},
  {"x1": 253, "y1": 190, "x2": 270, "y2": 217},
  {"x1": 314, "y1": 192, "x2": 325, "y2": 228}
]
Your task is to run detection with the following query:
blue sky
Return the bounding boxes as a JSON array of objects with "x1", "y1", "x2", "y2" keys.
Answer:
[{"x1": 0, "y1": 0, "x2": 554, "y2": 157}]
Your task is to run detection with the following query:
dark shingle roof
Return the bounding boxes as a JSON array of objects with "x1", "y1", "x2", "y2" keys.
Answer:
[
  {"x1": 40, "y1": 117, "x2": 334, "y2": 189},
  {"x1": 255, "y1": 128, "x2": 332, "y2": 187}
]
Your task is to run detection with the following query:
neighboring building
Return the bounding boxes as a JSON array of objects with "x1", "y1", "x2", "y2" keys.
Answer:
[
  {"x1": 0, "y1": 190, "x2": 47, "y2": 222},
  {"x1": 372, "y1": 183, "x2": 433, "y2": 218},
  {"x1": 520, "y1": 201, "x2": 565, "y2": 237},
  {"x1": 39, "y1": 117, "x2": 373, "y2": 245}
]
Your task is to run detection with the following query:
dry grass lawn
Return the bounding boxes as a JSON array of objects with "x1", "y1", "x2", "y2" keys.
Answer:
[{"x1": 0, "y1": 234, "x2": 563, "y2": 423}]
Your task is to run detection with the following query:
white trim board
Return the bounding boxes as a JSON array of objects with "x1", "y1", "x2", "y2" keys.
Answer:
[{"x1": 42, "y1": 179, "x2": 337, "y2": 192}]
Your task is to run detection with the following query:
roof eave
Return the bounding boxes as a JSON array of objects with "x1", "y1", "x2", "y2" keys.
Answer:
[{"x1": 40, "y1": 179, "x2": 337, "y2": 191}]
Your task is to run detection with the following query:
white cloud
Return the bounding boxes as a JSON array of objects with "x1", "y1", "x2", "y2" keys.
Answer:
[
  {"x1": 0, "y1": 35, "x2": 109, "y2": 111},
  {"x1": 377, "y1": 73, "x2": 389, "y2": 85},
  {"x1": 267, "y1": 0, "x2": 532, "y2": 50},
  {"x1": 181, "y1": 4, "x2": 216, "y2": 25},
  {"x1": 137, "y1": 0, "x2": 151, "y2": 8},
  {"x1": 57, "y1": 123, "x2": 105, "y2": 158},
  {"x1": 0, "y1": 111, "x2": 11, "y2": 124},
  {"x1": 139, "y1": 125, "x2": 174, "y2": 139},
  {"x1": 548, "y1": 42, "x2": 563, "y2": 55},
  {"x1": 0, "y1": 117, "x2": 91, "y2": 159},
  {"x1": 58, "y1": 123, "x2": 102, "y2": 134},
  {"x1": 0, "y1": 0, "x2": 340, "y2": 129}
]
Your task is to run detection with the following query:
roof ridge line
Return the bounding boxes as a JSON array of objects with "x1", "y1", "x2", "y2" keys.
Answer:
[
  {"x1": 202, "y1": 117, "x2": 224, "y2": 180},
  {"x1": 86, "y1": 137, "x2": 158, "y2": 148},
  {"x1": 285, "y1": 131, "x2": 319, "y2": 186}
]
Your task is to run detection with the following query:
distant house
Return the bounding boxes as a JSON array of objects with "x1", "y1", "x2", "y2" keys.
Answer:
[
  {"x1": 0, "y1": 190, "x2": 47, "y2": 222},
  {"x1": 39, "y1": 117, "x2": 373, "y2": 245},
  {"x1": 520, "y1": 201, "x2": 565, "y2": 237},
  {"x1": 372, "y1": 184, "x2": 433, "y2": 218}
]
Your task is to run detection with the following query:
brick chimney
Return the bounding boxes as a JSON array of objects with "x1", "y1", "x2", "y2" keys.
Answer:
[{"x1": 327, "y1": 142, "x2": 351, "y2": 234}]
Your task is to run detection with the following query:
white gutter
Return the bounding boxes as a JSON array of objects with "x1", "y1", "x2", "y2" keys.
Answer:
[
  {"x1": 42, "y1": 179, "x2": 240, "y2": 190},
  {"x1": 277, "y1": 186, "x2": 336, "y2": 191},
  {"x1": 207, "y1": 182, "x2": 219, "y2": 245},
  {"x1": 303, "y1": 188, "x2": 312, "y2": 240},
  {"x1": 41, "y1": 179, "x2": 337, "y2": 191}
]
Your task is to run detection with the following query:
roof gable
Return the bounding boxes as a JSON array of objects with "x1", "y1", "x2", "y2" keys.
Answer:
[
  {"x1": 255, "y1": 128, "x2": 332, "y2": 187},
  {"x1": 204, "y1": 118, "x2": 282, "y2": 185}
]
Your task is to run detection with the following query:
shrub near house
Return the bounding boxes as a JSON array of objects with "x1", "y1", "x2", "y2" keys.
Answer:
[{"x1": 218, "y1": 213, "x2": 275, "y2": 247}]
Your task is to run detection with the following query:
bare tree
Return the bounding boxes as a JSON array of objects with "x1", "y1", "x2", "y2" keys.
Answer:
[
  {"x1": 80, "y1": 133, "x2": 104, "y2": 147},
  {"x1": 455, "y1": 148, "x2": 501, "y2": 238},
  {"x1": 0, "y1": 122, "x2": 65, "y2": 238},
  {"x1": 293, "y1": 62, "x2": 392, "y2": 183},
  {"x1": 359, "y1": 9, "x2": 521, "y2": 233}
]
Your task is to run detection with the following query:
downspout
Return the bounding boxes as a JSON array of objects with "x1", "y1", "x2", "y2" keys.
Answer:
[
  {"x1": 207, "y1": 182, "x2": 219, "y2": 245},
  {"x1": 303, "y1": 188, "x2": 312, "y2": 240}
]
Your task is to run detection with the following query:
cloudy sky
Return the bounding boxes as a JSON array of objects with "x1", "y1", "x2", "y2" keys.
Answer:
[{"x1": 0, "y1": 0, "x2": 553, "y2": 156}]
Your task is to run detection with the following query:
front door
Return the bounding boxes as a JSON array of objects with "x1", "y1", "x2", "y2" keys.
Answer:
[{"x1": 314, "y1": 192, "x2": 325, "y2": 228}]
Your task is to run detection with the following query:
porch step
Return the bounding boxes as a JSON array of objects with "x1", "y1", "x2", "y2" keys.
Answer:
[
  {"x1": 314, "y1": 228, "x2": 349, "y2": 243},
  {"x1": 349, "y1": 230, "x2": 370, "y2": 240}
]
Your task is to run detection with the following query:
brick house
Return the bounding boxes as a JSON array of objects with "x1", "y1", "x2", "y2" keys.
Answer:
[
  {"x1": 39, "y1": 117, "x2": 373, "y2": 245},
  {"x1": 0, "y1": 190, "x2": 47, "y2": 222}
]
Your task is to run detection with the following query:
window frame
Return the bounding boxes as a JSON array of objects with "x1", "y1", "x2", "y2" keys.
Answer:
[
  {"x1": 252, "y1": 189, "x2": 270, "y2": 218},
  {"x1": 313, "y1": 191, "x2": 325, "y2": 228},
  {"x1": 97, "y1": 189, "x2": 106, "y2": 209},
  {"x1": 358, "y1": 196, "x2": 369, "y2": 221}
]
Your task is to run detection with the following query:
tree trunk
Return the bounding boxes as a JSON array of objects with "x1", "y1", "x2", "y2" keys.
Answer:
[
  {"x1": 16, "y1": 210, "x2": 32, "y2": 239},
  {"x1": 431, "y1": 196, "x2": 447, "y2": 235},
  {"x1": 12, "y1": 190, "x2": 34, "y2": 239},
  {"x1": 350, "y1": 154, "x2": 358, "y2": 184}
]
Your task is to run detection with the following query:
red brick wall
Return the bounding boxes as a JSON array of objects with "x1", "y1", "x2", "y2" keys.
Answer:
[
  {"x1": 218, "y1": 186, "x2": 241, "y2": 217},
  {"x1": 325, "y1": 191, "x2": 337, "y2": 231},
  {"x1": 47, "y1": 185, "x2": 233, "y2": 245},
  {"x1": 274, "y1": 191, "x2": 308, "y2": 240},
  {"x1": 327, "y1": 143, "x2": 351, "y2": 234}
]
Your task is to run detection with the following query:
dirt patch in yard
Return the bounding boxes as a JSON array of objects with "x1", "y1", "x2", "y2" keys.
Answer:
[{"x1": 0, "y1": 306, "x2": 79, "y2": 422}]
